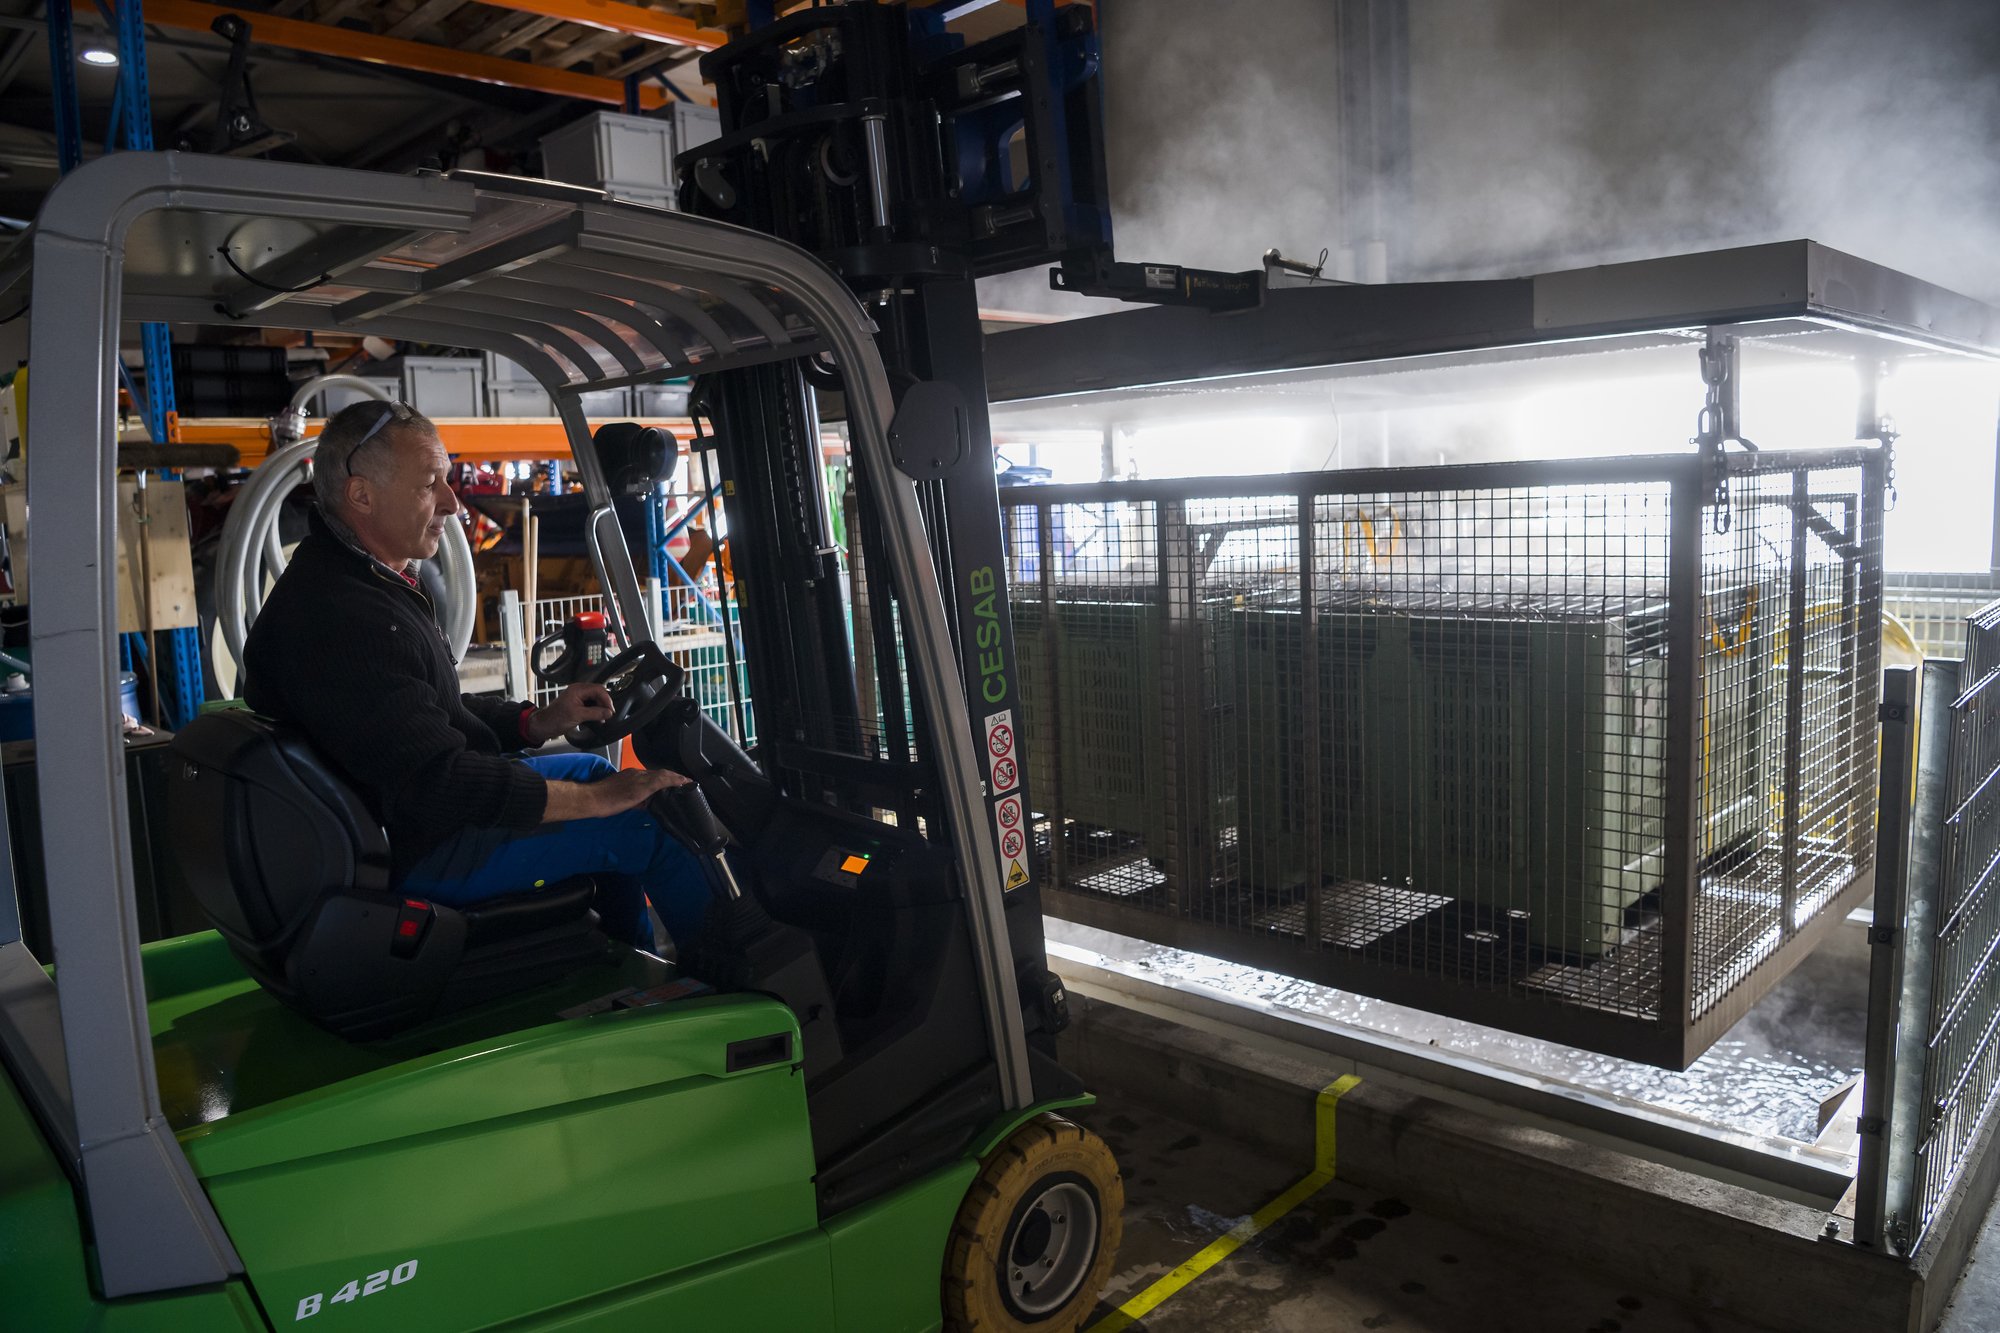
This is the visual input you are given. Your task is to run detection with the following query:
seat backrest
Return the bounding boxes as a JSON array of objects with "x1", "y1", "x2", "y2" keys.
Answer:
[{"x1": 168, "y1": 711, "x2": 389, "y2": 957}]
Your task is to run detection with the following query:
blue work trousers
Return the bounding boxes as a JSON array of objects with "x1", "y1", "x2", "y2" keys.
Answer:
[{"x1": 396, "y1": 753, "x2": 712, "y2": 948}]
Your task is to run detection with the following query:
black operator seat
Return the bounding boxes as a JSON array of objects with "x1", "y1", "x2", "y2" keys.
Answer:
[{"x1": 167, "y1": 709, "x2": 608, "y2": 1040}]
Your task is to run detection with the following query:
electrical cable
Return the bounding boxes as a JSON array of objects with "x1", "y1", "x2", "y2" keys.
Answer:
[{"x1": 215, "y1": 244, "x2": 330, "y2": 295}]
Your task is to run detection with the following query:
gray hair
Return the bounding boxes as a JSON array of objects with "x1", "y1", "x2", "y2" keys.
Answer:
[{"x1": 310, "y1": 400, "x2": 436, "y2": 518}]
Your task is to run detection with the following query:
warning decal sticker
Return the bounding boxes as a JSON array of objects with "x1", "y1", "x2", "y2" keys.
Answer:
[
  {"x1": 983, "y1": 709, "x2": 1019, "y2": 794},
  {"x1": 984, "y1": 712, "x2": 1029, "y2": 890},
  {"x1": 992, "y1": 790, "x2": 1030, "y2": 894}
]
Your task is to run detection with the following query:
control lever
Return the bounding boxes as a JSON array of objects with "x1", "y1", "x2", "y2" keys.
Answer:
[{"x1": 649, "y1": 784, "x2": 742, "y2": 901}]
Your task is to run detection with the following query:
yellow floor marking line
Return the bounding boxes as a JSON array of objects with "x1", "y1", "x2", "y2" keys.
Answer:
[{"x1": 1085, "y1": 1074, "x2": 1362, "y2": 1333}]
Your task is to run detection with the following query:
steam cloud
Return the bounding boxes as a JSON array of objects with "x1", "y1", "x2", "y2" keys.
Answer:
[{"x1": 978, "y1": 0, "x2": 2000, "y2": 314}]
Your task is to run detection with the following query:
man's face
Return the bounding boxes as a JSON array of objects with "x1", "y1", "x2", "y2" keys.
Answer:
[{"x1": 346, "y1": 427, "x2": 458, "y2": 566}]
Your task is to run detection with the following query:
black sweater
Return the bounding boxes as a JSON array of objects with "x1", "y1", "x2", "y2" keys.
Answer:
[{"x1": 243, "y1": 510, "x2": 547, "y2": 876}]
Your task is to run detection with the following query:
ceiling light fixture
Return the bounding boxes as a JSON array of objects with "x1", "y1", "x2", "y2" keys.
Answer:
[{"x1": 78, "y1": 47, "x2": 119, "y2": 67}]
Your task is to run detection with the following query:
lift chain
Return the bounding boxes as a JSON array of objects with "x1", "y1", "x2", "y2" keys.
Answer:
[
  {"x1": 1692, "y1": 334, "x2": 1761, "y2": 535},
  {"x1": 1881, "y1": 419, "x2": 1900, "y2": 512},
  {"x1": 1695, "y1": 340, "x2": 1733, "y2": 534}
]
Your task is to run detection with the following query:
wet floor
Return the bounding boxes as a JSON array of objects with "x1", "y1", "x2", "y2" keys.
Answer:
[
  {"x1": 1053, "y1": 914, "x2": 1870, "y2": 1147},
  {"x1": 1073, "y1": 1100, "x2": 1765, "y2": 1333}
]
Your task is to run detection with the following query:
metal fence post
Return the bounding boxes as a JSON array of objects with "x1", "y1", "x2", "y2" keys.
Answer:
[
  {"x1": 1857, "y1": 664, "x2": 1920, "y2": 1250},
  {"x1": 499, "y1": 590, "x2": 527, "y2": 700},
  {"x1": 1660, "y1": 464, "x2": 1703, "y2": 1035},
  {"x1": 1300, "y1": 490, "x2": 1324, "y2": 948},
  {"x1": 1779, "y1": 469, "x2": 1811, "y2": 938},
  {"x1": 1883, "y1": 658, "x2": 1959, "y2": 1251},
  {"x1": 1037, "y1": 502, "x2": 1066, "y2": 889},
  {"x1": 1158, "y1": 498, "x2": 1205, "y2": 912}
]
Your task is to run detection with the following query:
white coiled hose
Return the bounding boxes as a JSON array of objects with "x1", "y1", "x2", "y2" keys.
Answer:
[{"x1": 215, "y1": 377, "x2": 476, "y2": 690}]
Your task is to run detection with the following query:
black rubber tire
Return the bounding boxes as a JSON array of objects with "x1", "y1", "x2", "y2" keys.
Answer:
[{"x1": 942, "y1": 1113, "x2": 1124, "y2": 1332}]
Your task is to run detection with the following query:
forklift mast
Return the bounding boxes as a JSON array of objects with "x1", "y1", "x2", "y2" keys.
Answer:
[{"x1": 678, "y1": 1, "x2": 1259, "y2": 1041}]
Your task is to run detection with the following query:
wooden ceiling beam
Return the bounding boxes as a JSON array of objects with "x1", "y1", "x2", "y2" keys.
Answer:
[
  {"x1": 553, "y1": 25, "x2": 637, "y2": 69},
  {"x1": 383, "y1": 0, "x2": 473, "y2": 40},
  {"x1": 604, "y1": 41, "x2": 699, "y2": 79},
  {"x1": 474, "y1": 11, "x2": 563, "y2": 54}
]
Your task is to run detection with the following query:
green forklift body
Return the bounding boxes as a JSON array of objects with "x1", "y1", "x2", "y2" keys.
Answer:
[{"x1": 2, "y1": 931, "x2": 1084, "y2": 1332}]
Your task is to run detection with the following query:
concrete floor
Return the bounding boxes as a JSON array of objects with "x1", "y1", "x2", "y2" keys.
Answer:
[
  {"x1": 1073, "y1": 1100, "x2": 1766, "y2": 1333},
  {"x1": 1939, "y1": 1203, "x2": 2000, "y2": 1333}
]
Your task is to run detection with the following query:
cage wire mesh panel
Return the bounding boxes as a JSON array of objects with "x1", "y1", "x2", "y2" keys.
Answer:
[
  {"x1": 1693, "y1": 461, "x2": 1881, "y2": 1031},
  {"x1": 1912, "y1": 600, "x2": 2000, "y2": 1245},
  {"x1": 1004, "y1": 450, "x2": 1883, "y2": 1067},
  {"x1": 1886, "y1": 572, "x2": 2000, "y2": 661}
]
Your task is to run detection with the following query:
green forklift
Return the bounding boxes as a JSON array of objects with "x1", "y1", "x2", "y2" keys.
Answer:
[{"x1": 0, "y1": 149, "x2": 1120, "y2": 1330}]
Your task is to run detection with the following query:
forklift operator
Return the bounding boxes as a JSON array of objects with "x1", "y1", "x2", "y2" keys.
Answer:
[{"x1": 242, "y1": 400, "x2": 711, "y2": 949}]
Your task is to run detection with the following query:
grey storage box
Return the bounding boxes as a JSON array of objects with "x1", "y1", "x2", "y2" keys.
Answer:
[
  {"x1": 670, "y1": 103, "x2": 720, "y2": 157},
  {"x1": 634, "y1": 382, "x2": 690, "y2": 417},
  {"x1": 488, "y1": 382, "x2": 553, "y2": 417},
  {"x1": 483, "y1": 351, "x2": 540, "y2": 386},
  {"x1": 540, "y1": 106, "x2": 719, "y2": 196},
  {"x1": 316, "y1": 376, "x2": 398, "y2": 417},
  {"x1": 402, "y1": 356, "x2": 486, "y2": 418},
  {"x1": 577, "y1": 387, "x2": 633, "y2": 418}
]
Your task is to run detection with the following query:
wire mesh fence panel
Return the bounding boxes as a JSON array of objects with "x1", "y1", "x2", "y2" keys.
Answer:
[
  {"x1": 1004, "y1": 450, "x2": 1883, "y2": 1067},
  {"x1": 1885, "y1": 572, "x2": 2000, "y2": 661},
  {"x1": 526, "y1": 594, "x2": 607, "y2": 711},
  {"x1": 1912, "y1": 600, "x2": 2000, "y2": 1244},
  {"x1": 517, "y1": 590, "x2": 757, "y2": 750},
  {"x1": 658, "y1": 581, "x2": 756, "y2": 748}
]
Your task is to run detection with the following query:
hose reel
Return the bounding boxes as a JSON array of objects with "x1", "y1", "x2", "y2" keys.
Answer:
[{"x1": 213, "y1": 375, "x2": 476, "y2": 692}]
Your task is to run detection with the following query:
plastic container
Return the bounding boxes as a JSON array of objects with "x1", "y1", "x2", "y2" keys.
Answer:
[
  {"x1": 402, "y1": 356, "x2": 487, "y2": 418},
  {"x1": 0, "y1": 673, "x2": 140, "y2": 742}
]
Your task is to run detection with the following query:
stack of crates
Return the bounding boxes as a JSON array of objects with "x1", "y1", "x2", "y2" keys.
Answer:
[
  {"x1": 402, "y1": 356, "x2": 486, "y2": 418},
  {"x1": 486, "y1": 353, "x2": 552, "y2": 417},
  {"x1": 315, "y1": 375, "x2": 399, "y2": 417},
  {"x1": 168, "y1": 345, "x2": 290, "y2": 417}
]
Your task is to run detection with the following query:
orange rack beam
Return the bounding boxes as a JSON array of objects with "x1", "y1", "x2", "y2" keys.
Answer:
[
  {"x1": 144, "y1": 0, "x2": 674, "y2": 109},
  {"x1": 177, "y1": 418, "x2": 698, "y2": 469}
]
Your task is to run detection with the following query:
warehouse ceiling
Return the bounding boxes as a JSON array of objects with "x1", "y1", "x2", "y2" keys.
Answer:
[{"x1": 0, "y1": 0, "x2": 1014, "y2": 230}]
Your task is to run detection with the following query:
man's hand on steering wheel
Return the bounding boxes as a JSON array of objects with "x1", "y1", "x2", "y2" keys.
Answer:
[{"x1": 525, "y1": 682, "x2": 615, "y2": 746}]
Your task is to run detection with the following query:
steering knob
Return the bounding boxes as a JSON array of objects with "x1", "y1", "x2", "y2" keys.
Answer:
[{"x1": 565, "y1": 643, "x2": 684, "y2": 748}]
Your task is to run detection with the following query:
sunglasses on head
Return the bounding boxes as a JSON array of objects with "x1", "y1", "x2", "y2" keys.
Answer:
[{"x1": 347, "y1": 402, "x2": 405, "y2": 477}]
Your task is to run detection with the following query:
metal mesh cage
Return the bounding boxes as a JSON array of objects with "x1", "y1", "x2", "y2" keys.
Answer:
[
  {"x1": 1004, "y1": 449, "x2": 1884, "y2": 1067},
  {"x1": 1911, "y1": 601, "x2": 2000, "y2": 1243}
]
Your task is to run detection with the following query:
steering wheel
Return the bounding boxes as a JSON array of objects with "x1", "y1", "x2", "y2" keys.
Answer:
[{"x1": 566, "y1": 643, "x2": 686, "y2": 749}]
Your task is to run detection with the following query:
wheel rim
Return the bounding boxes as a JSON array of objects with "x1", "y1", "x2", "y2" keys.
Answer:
[{"x1": 1001, "y1": 1179, "x2": 1099, "y2": 1319}]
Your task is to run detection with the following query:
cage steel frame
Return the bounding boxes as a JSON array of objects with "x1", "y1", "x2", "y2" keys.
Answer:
[{"x1": 1004, "y1": 445, "x2": 1886, "y2": 1069}]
